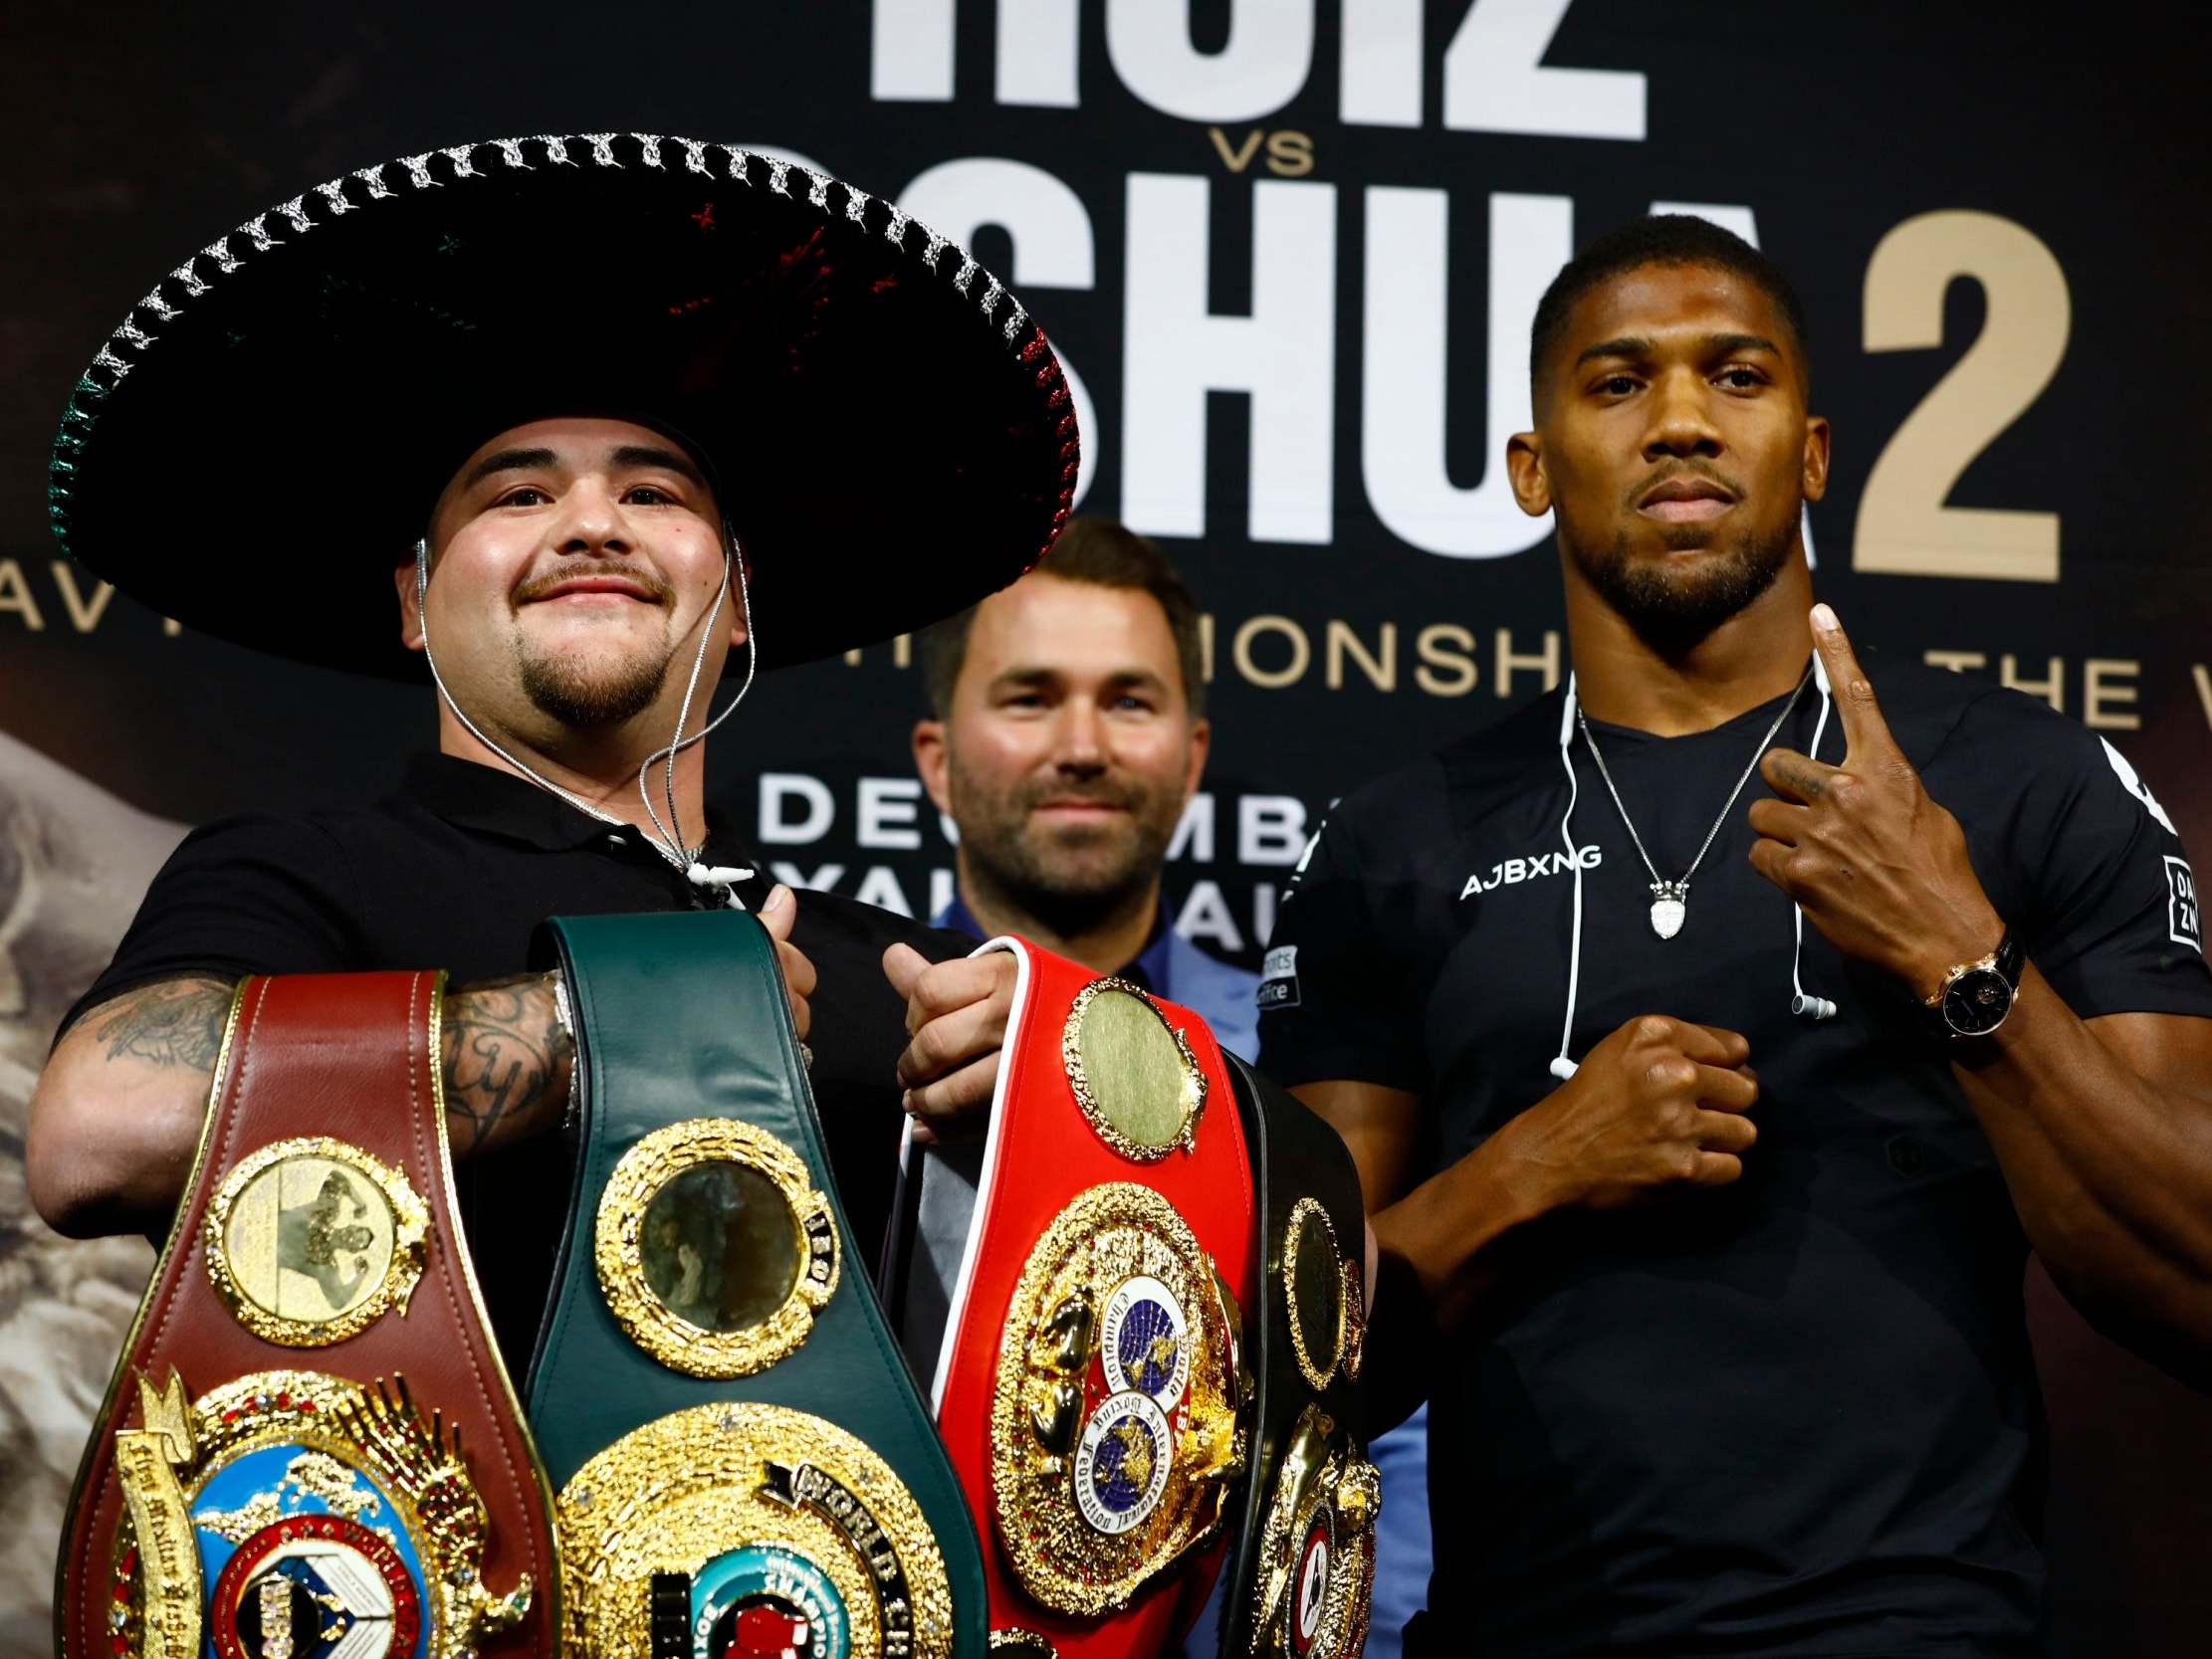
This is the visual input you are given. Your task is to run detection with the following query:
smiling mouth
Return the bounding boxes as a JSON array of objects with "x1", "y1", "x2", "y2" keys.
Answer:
[{"x1": 522, "y1": 576, "x2": 665, "y2": 605}]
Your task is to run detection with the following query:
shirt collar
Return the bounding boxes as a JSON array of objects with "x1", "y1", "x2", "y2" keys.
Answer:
[
  {"x1": 393, "y1": 751, "x2": 746, "y2": 859},
  {"x1": 935, "y1": 892, "x2": 1177, "y2": 997}
]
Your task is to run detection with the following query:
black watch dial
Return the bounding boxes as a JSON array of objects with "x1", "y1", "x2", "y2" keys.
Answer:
[{"x1": 1941, "y1": 966, "x2": 2015, "y2": 1037}]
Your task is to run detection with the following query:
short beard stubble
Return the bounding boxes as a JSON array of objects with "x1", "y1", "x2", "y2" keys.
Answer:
[
  {"x1": 1565, "y1": 512, "x2": 1797, "y2": 659},
  {"x1": 948, "y1": 759, "x2": 1178, "y2": 940}
]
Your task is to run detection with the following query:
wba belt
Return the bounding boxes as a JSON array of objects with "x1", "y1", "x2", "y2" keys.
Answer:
[
  {"x1": 888, "y1": 938, "x2": 1258, "y2": 1659},
  {"x1": 1213, "y1": 1055, "x2": 1379, "y2": 1659},
  {"x1": 525, "y1": 910, "x2": 986, "y2": 1659},
  {"x1": 57, "y1": 970, "x2": 553, "y2": 1659}
]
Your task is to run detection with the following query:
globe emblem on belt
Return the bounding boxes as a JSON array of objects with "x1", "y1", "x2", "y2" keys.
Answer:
[
  {"x1": 1072, "y1": 1390, "x2": 1174, "y2": 1536},
  {"x1": 1098, "y1": 1274, "x2": 1191, "y2": 1406}
]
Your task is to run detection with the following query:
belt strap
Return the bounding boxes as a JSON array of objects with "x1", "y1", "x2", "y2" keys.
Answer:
[
  {"x1": 58, "y1": 970, "x2": 554, "y2": 1659},
  {"x1": 894, "y1": 937, "x2": 1258, "y2": 1659},
  {"x1": 526, "y1": 910, "x2": 986, "y2": 1659},
  {"x1": 1214, "y1": 1053, "x2": 1380, "y2": 1659}
]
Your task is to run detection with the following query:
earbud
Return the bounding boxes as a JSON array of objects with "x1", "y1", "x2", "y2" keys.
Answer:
[
  {"x1": 1548, "y1": 1056, "x2": 1580, "y2": 1082},
  {"x1": 1792, "y1": 992, "x2": 1838, "y2": 1021}
]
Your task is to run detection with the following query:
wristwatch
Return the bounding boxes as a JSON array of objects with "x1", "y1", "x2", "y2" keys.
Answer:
[{"x1": 1922, "y1": 929, "x2": 2025, "y2": 1038}]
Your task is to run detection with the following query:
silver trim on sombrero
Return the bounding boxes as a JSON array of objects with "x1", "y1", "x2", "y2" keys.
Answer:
[{"x1": 48, "y1": 131, "x2": 1074, "y2": 541}]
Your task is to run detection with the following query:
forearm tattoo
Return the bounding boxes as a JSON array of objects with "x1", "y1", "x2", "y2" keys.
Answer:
[
  {"x1": 93, "y1": 976, "x2": 234, "y2": 1070},
  {"x1": 441, "y1": 974, "x2": 567, "y2": 1154}
]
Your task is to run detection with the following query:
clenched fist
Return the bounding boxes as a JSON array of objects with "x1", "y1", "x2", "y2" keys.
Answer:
[{"x1": 1500, "y1": 1015, "x2": 1760, "y2": 1212}]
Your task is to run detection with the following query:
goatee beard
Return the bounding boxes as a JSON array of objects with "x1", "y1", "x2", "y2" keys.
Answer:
[
  {"x1": 1566, "y1": 516, "x2": 1796, "y2": 659},
  {"x1": 517, "y1": 640, "x2": 672, "y2": 727}
]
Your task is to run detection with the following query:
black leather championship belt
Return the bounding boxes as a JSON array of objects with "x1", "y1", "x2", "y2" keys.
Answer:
[
  {"x1": 1214, "y1": 1055, "x2": 1379, "y2": 1659},
  {"x1": 525, "y1": 910, "x2": 987, "y2": 1659},
  {"x1": 57, "y1": 970, "x2": 554, "y2": 1659}
]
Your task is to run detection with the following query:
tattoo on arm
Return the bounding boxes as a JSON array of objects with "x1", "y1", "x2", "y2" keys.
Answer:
[
  {"x1": 92, "y1": 977, "x2": 234, "y2": 1071},
  {"x1": 441, "y1": 974, "x2": 569, "y2": 1155}
]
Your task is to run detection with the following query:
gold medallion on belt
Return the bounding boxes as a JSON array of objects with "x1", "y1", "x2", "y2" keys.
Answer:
[
  {"x1": 1247, "y1": 1405, "x2": 1380, "y2": 1659},
  {"x1": 107, "y1": 1366, "x2": 530, "y2": 1659},
  {"x1": 991, "y1": 1182, "x2": 1245, "y2": 1615},
  {"x1": 554, "y1": 1403, "x2": 954, "y2": 1659},
  {"x1": 593, "y1": 1118, "x2": 840, "y2": 1379}
]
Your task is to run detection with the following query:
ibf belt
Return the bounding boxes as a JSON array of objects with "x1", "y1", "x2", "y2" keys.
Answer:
[
  {"x1": 57, "y1": 971, "x2": 553, "y2": 1659},
  {"x1": 525, "y1": 911, "x2": 986, "y2": 1659},
  {"x1": 1214, "y1": 1056, "x2": 1379, "y2": 1659},
  {"x1": 889, "y1": 939, "x2": 1258, "y2": 1659}
]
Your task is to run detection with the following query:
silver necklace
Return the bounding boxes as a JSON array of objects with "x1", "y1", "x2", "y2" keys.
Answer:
[{"x1": 1577, "y1": 664, "x2": 1812, "y2": 939}]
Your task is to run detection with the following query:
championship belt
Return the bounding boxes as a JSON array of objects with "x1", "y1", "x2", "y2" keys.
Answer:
[
  {"x1": 1213, "y1": 1056, "x2": 1379, "y2": 1659},
  {"x1": 887, "y1": 938, "x2": 1258, "y2": 1659},
  {"x1": 57, "y1": 970, "x2": 553, "y2": 1659},
  {"x1": 525, "y1": 911, "x2": 987, "y2": 1659}
]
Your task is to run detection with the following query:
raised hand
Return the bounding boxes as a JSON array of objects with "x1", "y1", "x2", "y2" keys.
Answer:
[
  {"x1": 1501, "y1": 1015, "x2": 1760, "y2": 1211},
  {"x1": 883, "y1": 942, "x2": 1017, "y2": 1142},
  {"x1": 1748, "y1": 604, "x2": 2002, "y2": 998}
]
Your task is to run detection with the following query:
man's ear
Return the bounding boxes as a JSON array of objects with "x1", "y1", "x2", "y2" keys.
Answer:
[
  {"x1": 913, "y1": 719, "x2": 952, "y2": 815},
  {"x1": 1506, "y1": 431, "x2": 1552, "y2": 518},
  {"x1": 394, "y1": 561, "x2": 425, "y2": 652},
  {"x1": 1183, "y1": 717, "x2": 1212, "y2": 802},
  {"x1": 1801, "y1": 414, "x2": 1832, "y2": 505}
]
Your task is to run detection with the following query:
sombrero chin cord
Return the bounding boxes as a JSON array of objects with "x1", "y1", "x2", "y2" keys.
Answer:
[{"x1": 411, "y1": 523, "x2": 760, "y2": 908}]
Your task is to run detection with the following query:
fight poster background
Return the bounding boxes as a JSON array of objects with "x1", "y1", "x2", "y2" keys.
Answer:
[{"x1": 4, "y1": 3, "x2": 2208, "y2": 1652}]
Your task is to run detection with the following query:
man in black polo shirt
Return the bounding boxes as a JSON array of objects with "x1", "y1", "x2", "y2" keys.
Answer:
[
  {"x1": 1260, "y1": 216, "x2": 2212, "y2": 1656},
  {"x1": 24, "y1": 134, "x2": 1073, "y2": 1367}
]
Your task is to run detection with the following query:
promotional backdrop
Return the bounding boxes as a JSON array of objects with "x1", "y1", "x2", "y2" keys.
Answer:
[{"x1": 4, "y1": 4, "x2": 2208, "y2": 1653}]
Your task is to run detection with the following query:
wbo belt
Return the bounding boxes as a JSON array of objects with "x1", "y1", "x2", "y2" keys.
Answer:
[
  {"x1": 524, "y1": 910, "x2": 986, "y2": 1659},
  {"x1": 887, "y1": 938, "x2": 1258, "y2": 1659},
  {"x1": 1213, "y1": 1055, "x2": 1379, "y2": 1659},
  {"x1": 58, "y1": 970, "x2": 553, "y2": 1659}
]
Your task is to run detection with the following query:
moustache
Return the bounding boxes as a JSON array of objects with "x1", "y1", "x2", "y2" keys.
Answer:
[{"x1": 512, "y1": 563, "x2": 678, "y2": 606}]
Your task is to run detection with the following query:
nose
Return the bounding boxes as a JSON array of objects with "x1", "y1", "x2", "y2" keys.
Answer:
[
  {"x1": 550, "y1": 479, "x2": 633, "y2": 557},
  {"x1": 1053, "y1": 701, "x2": 1108, "y2": 776},
  {"x1": 1641, "y1": 365, "x2": 1723, "y2": 462}
]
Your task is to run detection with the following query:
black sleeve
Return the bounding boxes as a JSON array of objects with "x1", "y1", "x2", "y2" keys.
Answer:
[
  {"x1": 57, "y1": 814, "x2": 361, "y2": 1040},
  {"x1": 1968, "y1": 700, "x2": 2212, "y2": 1020},
  {"x1": 1255, "y1": 807, "x2": 1430, "y2": 1095}
]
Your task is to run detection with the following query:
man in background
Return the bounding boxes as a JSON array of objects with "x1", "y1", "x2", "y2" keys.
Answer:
[{"x1": 911, "y1": 517, "x2": 1432, "y2": 1656}]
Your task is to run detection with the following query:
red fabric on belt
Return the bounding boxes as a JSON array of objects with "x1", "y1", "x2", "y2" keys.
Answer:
[
  {"x1": 58, "y1": 971, "x2": 555, "y2": 1658},
  {"x1": 935, "y1": 939, "x2": 1256, "y2": 1659}
]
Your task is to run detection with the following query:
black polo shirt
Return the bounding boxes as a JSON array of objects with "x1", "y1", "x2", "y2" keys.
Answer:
[
  {"x1": 1259, "y1": 663, "x2": 2212, "y2": 1658},
  {"x1": 66, "y1": 751, "x2": 967, "y2": 1364}
]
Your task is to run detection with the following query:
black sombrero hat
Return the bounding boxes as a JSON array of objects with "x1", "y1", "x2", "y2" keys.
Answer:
[{"x1": 46, "y1": 132, "x2": 1078, "y2": 674}]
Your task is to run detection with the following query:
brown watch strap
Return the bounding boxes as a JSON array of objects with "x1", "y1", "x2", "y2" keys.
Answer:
[{"x1": 58, "y1": 970, "x2": 556, "y2": 1658}]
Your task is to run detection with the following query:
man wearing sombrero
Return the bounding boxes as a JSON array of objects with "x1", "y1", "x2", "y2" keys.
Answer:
[{"x1": 25, "y1": 132, "x2": 1075, "y2": 1363}]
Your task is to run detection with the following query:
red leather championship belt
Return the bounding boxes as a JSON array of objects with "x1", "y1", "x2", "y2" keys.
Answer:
[
  {"x1": 57, "y1": 971, "x2": 554, "y2": 1659},
  {"x1": 889, "y1": 938, "x2": 1258, "y2": 1659}
]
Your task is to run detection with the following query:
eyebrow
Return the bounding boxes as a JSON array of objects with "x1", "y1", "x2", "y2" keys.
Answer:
[
  {"x1": 459, "y1": 443, "x2": 711, "y2": 495},
  {"x1": 1573, "y1": 330, "x2": 1783, "y2": 369},
  {"x1": 459, "y1": 446, "x2": 557, "y2": 492},
  {"x1": 610, "y1": 444, "x2": 710, "y2": 490}
]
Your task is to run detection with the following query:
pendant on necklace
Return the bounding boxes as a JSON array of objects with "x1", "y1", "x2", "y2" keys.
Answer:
[{"x1": 1650, "y1": 882, "x2": 1688, "y2": 939}]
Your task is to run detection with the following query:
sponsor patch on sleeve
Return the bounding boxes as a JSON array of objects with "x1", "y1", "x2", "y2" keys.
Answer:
[
  {"x1": 2165, "y1": 856, "x2": 2201, "y2": 953},
  {"x1": 1257, "y1": 944, "x2": 1300, "y2": 1010}
]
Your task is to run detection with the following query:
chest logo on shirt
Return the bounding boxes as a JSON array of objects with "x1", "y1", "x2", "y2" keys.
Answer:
[{"x1": 1459, "y1": 844, "x2": 1601, "y2": 901}]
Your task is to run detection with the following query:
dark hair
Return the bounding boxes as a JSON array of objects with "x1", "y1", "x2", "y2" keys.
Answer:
[
  {"x1": 918, "y1": 518, "x2": 1207, "y2": 718},
  {"x1": 1528, "y1": 215, "x2": 1810, "y2": 390}
]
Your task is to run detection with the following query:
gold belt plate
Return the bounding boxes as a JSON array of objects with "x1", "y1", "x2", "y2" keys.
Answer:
[
  {"x1": 106, "y1": 1366, "x2": 530, "y2": 1659},
  {"x1": 554, "y1": 1401, "x2": 954, "y2": 1659},
  {"x1": 991, "y1": 1182, "x2": 1244, "y2": 1616}
]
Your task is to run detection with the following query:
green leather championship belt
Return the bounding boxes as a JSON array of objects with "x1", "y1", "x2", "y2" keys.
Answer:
[
  {"x1": 525, "y1": 911, "x2": 987, "y2": 1659},
  {"x1": 1214, "y1": 1055, "x2": 1379, "y2": 1659}
]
